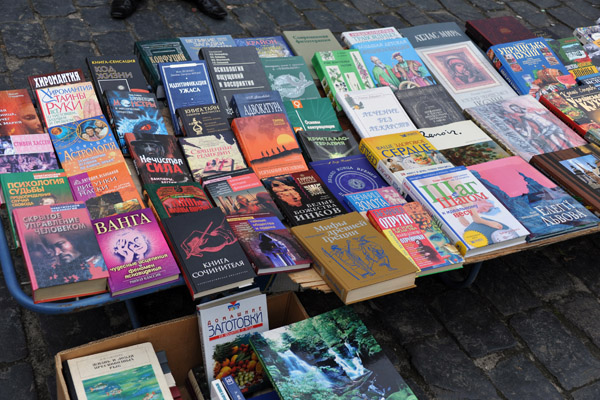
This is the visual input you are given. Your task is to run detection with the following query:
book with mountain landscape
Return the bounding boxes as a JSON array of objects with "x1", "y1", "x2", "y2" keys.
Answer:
[
  {"x1": 231, "y1": 90, "x2": 286, "y2": 118},
  {"x1": 0, "y1": 133, "x2": 58, "y2": 175},
  {"x1": 341, "y1": 26, "x2": 402, "y2": 47},
  {"x1": 261, "y1": 56, "x2": 321, "y2": 101},
  {"x1": 35, "y1": 81, "x2": 102, "y2": 129},
  {"x1": 0, "y1": 89, "x2": 44, "y2": 136},
  {"x1": 283, "y1": 97, "x2": 342, "y2": 133},
  {"x1": 296, "y1": 129, "x2": 361, "y2": 162},
  {"x1": 465, "y1": 16, "x2": 536, "y2": 51},
  {"x1": 179, "y1": 35, "x2": 236, "y2": 60},
  {"x1": 548, "y1": 37, "x2": 599, "y2": 78},
  {"x1": 179, "y1": 135, "x2": 247, "y2": 182},
  {"x1": 27, "y1": 69, "x2": 85, "y2": 92},
  {"x1": 394, "y1": 85, "x2": 465, "y2": 128},
  {"x1": 343, "y1": 186, "x2": 406, "y2": 217},
  {"x1": 145, "y1": 182, "x2": 212, "y2": 221},
  {"x1": 234, "y1": 36, "x2": 293, "y2": 58},
  {"x1": 282, "y1": 29, "x2": 343, "y2": 79}
]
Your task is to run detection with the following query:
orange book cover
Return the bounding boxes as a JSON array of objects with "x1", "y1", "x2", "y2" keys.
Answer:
[
  {"x1": 0, "y1": 89, "x2": 44, "y2": 136},
  {"x1": 231, "y1": 113, "x2": 308, "y2": 179}
]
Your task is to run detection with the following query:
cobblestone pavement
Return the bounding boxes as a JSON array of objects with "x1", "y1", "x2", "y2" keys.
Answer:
[{"x1": 1, "y1": 0, "x2": 600, "y2": 399}]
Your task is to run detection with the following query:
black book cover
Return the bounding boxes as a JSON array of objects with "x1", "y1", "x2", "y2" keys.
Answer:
[
  {"x1": 176, "y1": 103, "x2": 237, "y2": 144},
  {"x1": 394, "y1": 85, "x2": 465, "y2": 128},
  {"x1": 163, "y1": 207, "x2": 255, "y2": 299},
  {"x1": 296, "y1": 129, "x2": 361, "y2": 162}
]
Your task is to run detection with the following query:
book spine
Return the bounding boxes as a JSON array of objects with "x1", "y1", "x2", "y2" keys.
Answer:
[
  {"x1": 538, "y1": 95, "x2": 586, "y2": 137},
  {"x1": 210, "y1": 379, "x2": 230, "y2": 400},
  {"x1": 358, "y1": 140, "x2": 379, "y2": 168},
  {"x1": 221, "y1": 376, "x2": 246, "y2": 400}
]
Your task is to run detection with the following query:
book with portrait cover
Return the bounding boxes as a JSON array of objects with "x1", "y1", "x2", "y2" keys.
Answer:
[
  {"x1": 145, "y1": 182, "x2": 213, "y2": 221},
  {"x1": 343, "y1": 186, "x2": 406, "y2": 217},
  {"x1": 226, "y1": 213, "x2": 312, "y2": 274},
  {"x1": 35, "y1": 81, "x2": 102, "y2": 130},
  {"x1": 282, "y1": 29, "x2": 343, "y2": 79},
  {"x1": 231, "y1": 113, "x2": 308, "y2": 179},
  {"x1": 231, "y1": 90, "x2": 286, "y2": 118},
  {"x1": 13, "y1": 202, "x2": 108, "y2": 303},
  {"x1": 261, "y1": 56, "x2": 321, "y2": 101},
  {"x1": 176, "y1": 103, "x2": 235, "y2": 140},
  {"x1": 284, "y1": 97, "x2": 342, "y2": 133},
  {"x1": 179, "y1": 135, "x2": 247, "y2": 182},
  {"x1": 234, "y1": 36, "x2": 293, "y2": 58},
  {"x1": 93, "y1": 208, "x2": 180, "y2": 296},
  {"x1": 0, "y1": 133, "x2": 59, "y2": 175},
  {"x1": 162, "y1": 207, "x2": 256, "y2": 299},
  {"x1": 0, "y1": 89, "x2": 44, "y2": 136},
  {"x1": 296, "y1": 129, "x2": 361, "y2": 162},
  {"x1": 290, "y1": 212, "x2": 418, "y2": 304},
  {"x1": 465, "y1": 16, "x2": 536, "y2": 51},
  {"x1": 125, "y1": 132, "x2": 193, "y2": 186},
  {"x1": 341, "y1": 26, "x2": 402, "y2": 47},
  {"x1": 394, "y1": 85, "x2": 465, "y2": 128},
  {"x1": 263, "y1": 170, "x2": 346, "y2": 226},
  {"x1": 28, "y1": 69, "x2": 85, "y2": 92},
  {"x1": 179, "y1": 35, "x2": 236, "y2": 60}
]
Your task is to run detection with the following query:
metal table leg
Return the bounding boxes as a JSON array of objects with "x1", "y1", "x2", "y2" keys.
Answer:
[{"x1": 438, "y1": 262, "x2": 483, "y2": 289}]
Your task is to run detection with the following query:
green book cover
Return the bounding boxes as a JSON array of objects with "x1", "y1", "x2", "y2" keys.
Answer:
[
  {"x1": 261, "y1": 56, "x2": 321, "y2": 101},
  {"x1": 284, "y1": 98, "x2": 342, "y2": 132},
  {"x1": 282, "y1": 29, "x2": 343, "y2": 79},
  {"x1": 144, "y1": 182, "x2": 213, "y2": 221}
]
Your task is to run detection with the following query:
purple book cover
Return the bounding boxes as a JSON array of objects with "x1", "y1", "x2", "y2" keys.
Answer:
[{"x1": 92, "y1": 208, "x2": 179, "y2": 296}]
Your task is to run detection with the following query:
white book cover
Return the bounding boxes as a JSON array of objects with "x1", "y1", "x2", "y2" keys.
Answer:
[
  {"x1": 210, "y1": 379, "x2": 229, "y2": 400},
  {"x1": 66, "y1": 342, "x2": 174, "y2": 400},
  {"x1": 336, "y1": 86, "x2": 416, "y2": 138},
  {"x1": 341, "y1": 27, "x2": 402, "y2": 47}
]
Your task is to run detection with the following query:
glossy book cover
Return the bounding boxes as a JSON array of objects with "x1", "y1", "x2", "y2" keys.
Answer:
[
  {"x1": 35, "y1": 81, "x2": 101, "y2": 129},
  {"x1": 145, "y1": 182, "x2": 212, "y2": 220},
  {"x1": 0, "y1": 133, "x2": 59, "y2": 174},
  {"x1": 0, "y1": 89, "x2": 44, "y2": 135},
  {"x1": 180, "y1": 135, "x2": 247, "y2": 182}
]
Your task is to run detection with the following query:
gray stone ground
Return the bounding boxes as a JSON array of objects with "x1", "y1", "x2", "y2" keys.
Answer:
[{"x1": 1, "y1": 0, "x2": 600, "y2": 399}]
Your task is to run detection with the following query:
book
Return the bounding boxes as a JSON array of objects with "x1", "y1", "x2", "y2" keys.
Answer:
[
  {"x1": 27, "y1": 69, "x2": 85, "y2": 92},
  {"x1": 468, "y1": 156, "x2": 599, "y2": 241},
  {"x1": 231, "y1": 113, "x2": 308, "y2": 179},
  {"x1": 176, "y1": 103, "x2": 236, "y2": 140},
  {"x1": 341, "y1": 26, "x2": 403, "y2": 47},
  {"x1": 159, "y1": 60, "x2": 216, "y2": 136},
  {"x1": 403, "y1": 166, "x2": 530, "y2": 257},
  {"x1": 227, "y1": 213, "x2": 312, "y2": 274},
  {"x1": 125, "y1": 132, "x2": 193, "y2": 185},
  {"x1": 394, "y1": 85, "x2": 465, "y2": 128},
  {"x1": 197, "y1": 288, "x2": 268, "y2": 395},
  {"x1": 548, "y1": 37, "x2": 599, "y2": 78},
  {"x1": 291, "y1": 213, "x2": 418, "y2": 303},
  {"x1": 162, "y1": 207, "x2": 256, "y2": 299},
  {"x1": 187, "y1": 364, "x2": 209, "y2": 400},
  {"x1": 222, "y1": 375, "x2": 246, "y2": 400},
  {"x1": 465, "y1": 16, "x2": 536, "y2": 51},
  {"x1": 231, "y1": 90, "x2": 286, "y2": 118},
  {"x1": 282, "y1": 29, "x2": 343, "y2": 79},
  {"x1": 283, "y1": 97, "x2": 342, "y2": 132},
  {"x1": 179, "y1": 35, "x2": 236, "y2": 61},
  {"x1": 262, "y1": 170, "x2": 346, "y2": 226},
  {"x1": 200, "y1": 47, "x2": 270, "y2": 116},
  {"x1": 234, "y1": 36, "x2": 293, "y2": 58},
  {"x1": 145, "y1": 182, "x2": 213, "y2": 220},
  {"x1": 343, "y1": 186, "x2": 406, "y2": 217},
  {"x1": 68, "y1": 162, "x2": 144, "y2": 219},
  {"x1": 296, "y1": 129, "x2": 361, "y2": 162},
  {"x1": 573, "y1": 25, "x2": 600, "y2": 45},
  {"x1": 335, "y1": 86, "x2": 416, "y2": 138},
  {"x1": 577, "y1": 72, "x2": 600, "y2": 89},
  {"x1": 260, "y1": 56, "x2": 321, "y2": 101},
  {"x1": 487, "y1": 37, "x2": 573, "y2": 99},
  {"x1": 179, "y1": 135, "x2": 247, "y2": 181},
  {"x1": 464, "y1": 94, "x2": 587, "y2": 162},
  {"x1": 309, "y1": 154, "x2": 389, "y2": 211},
  {"x1": 0, "y1": 133, "x2": 59, "y2": 174},
  {"x1": 13, "y1": 202, "x2": 109, "y2": 303},
  {"x1": 419, "y1": 120, "x2": 511, "y2": 166},
  {"x1": 48, "y1": 115, "x2": 125, "y2": 176},
  {"x1": 0, "y1": 89, "x2": 44, "y2": 135},
  {"x1": 93, "y1": 208, "x2": 180, "y2": 296},
  {"x1": 352, "y1": 37, "x2": 436, "y2": 90},
  {"x1": 211, "y1": 380, "x2": 230, "y2": 400},
  {"x1": 203, "y1": 169, "x2": 284, "y2": 220},
  {"x1": 35, "y1": 81, "x2": 102, "y2": 129},
  {"x1": 65, "y1": 342, "x2": 173, "y2": 400}
]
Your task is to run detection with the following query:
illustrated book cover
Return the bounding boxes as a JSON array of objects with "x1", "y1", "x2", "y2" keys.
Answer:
[
  {"x1": 283, "y1": 97, "x2": 342, "y2": 133},
  {"x1": 296, "y1": 129, "x2": 361, "y2": 162},
  {"x1": 577, "y1": 72, "x2": 600, "y2": 89},
  {"x1": 0, "y1": 133, "x2": 59, "y2": 174},
  {"x1": 282, "y1": 29, "x2": 343, "y2": 79},
  {"x1": 35, "y1": 81, "x2": 102, "y2": 129},
  {"x1": 343, "y1": 186, "x2": 406, "y2": 217},
  {"x1": 341, "y1": 26, "x2": 402, "y2": 47},
  {"x1": 548, "y1": 37, "x2": 599, "y2": 79},
  {"x1": 394, "y1": 84, "x2": 465, "y2": 128},
  {"x1": 0, "y1": 89, "x2": 44, "y2": 136},
  {"x1": 145, "y1": 182, "x2": 212, "y2": 221},
  {"x1": 234, "y1": 36, "x2": 293, "y2": 58},
  {"x1": 179, "y1": 34, "x2": 236, "y2": 60},
  {"x1": 179, "y1": 135, "x2": 247, "y2": 182},
  {"x1": 466, "y1": 16, "x2": 536, "y2": 50},
  {"x1": 176, "y1": 103, "x2": 236, "y2": 140},
  {"x1": 231, "y1": 90, "x2": 286, "y2": 118},
  {"x1": 27, "y1": 69, "x2": 85, "y2": 92},
  {"x1": 260, "y1": 56, "x2": 321, "y2": 101}
]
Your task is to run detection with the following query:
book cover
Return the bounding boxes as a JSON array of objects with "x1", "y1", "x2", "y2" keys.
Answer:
[
  {"x1": 261, "y1": 56, "x2": 321, "y2": 101},
  {"x1": 548, "y1": 37, "x2": 599, "y2": 78},
  {"x1": 464, "y1": 95, "x2": 587, "y2": 161},
  {"x1": 465, "y1": 16, "x2": 536, "y2": 50},
  {"x1": 309, "y1": 154, "x2": 389, "y2": 211},
  {"x1": 468, "y1": 156, "x2": 599, "y2": 241},
  {"x1": 577, "y1": 72, "x2": 600, "y2": 89},
  {"x1": 251, "y1": 306, "x2": 416, "y2": 400},
  {"x1": 263, "y1": 170, "x2": 346, "y2": 226},
  {"x1": 399, "y1": 22, "x2": 472, "y2": 48},
  {"x1": 162, "y1": 207, "x2": 256, "y2": 299},
  {"x1": 0, "y1": 133, "x2": 59, "y2": 174},
  {"x1": 336, "y1": 86, "x2": 416, "y2": 138},
  {"x1": 145, "y1": 182, "x2": 213, "y2": 220},
  {"x1": 28, "y1": 69, "x2": 85, "y2": 92},
  {"x1": 419, "y1": 120, "x2": 510, "y2": 166},
  {"x1": 48, "y1": 115, "x2": 125, "y2": 176},
  {"x1": 226, "y1": 213, "x2": 312, "y2": 274},
  {"x1": 35, "y1": 81, "x2": 102, "y2": 129},
  {"x1": 203, "y1": 169, "x2": 284, "y2": 220},
  {"x1": 200, "y1": 47, "x2": 270, "y2": 116},
  {"x1": 341, "y1": 26, "x2": 403, "y2": 47},
  {"x1": 176, "y1": 103, "x2": 236, "y2": 140},
  {"x1": 222, "y1": 375, "x2": 245, "y2": 400},
  {"x1": 234, "y1": 36, "x2": 293, "y2": 58},
  {"x1": 394, "y1": 85, "x2": 465, "y2": 128},
  {"x1": 283, "y1": 98, "x2": 342, "y2": 132},
  {"x1": 0, "y1": 89, "x2": 44, "y2": 136},
  {"x1": 231, "y1": 113, "x2": 308, "y2": 179},
  {"x1": 296, "y1": 129, "x2": 361, "y2": 162},
  {"x1": 231, "y1": 90, "x2": 286, "y2": 118},
  {"x1": 93, "y1": 208, "x2": 180, "y2": 296},
  {"x1": 159, "y1": 61, "x2": 216, "y2": 136},
  {"x1": 179, "y1": 135, "x2": 247, "y2": 181},
  {"x1": 13, "y1": 202, "x2": 108, "y2": 303},
  {"x1": 125, "y1": 132, "x2": 193, "y2": 185},
  {"x1": 573, "y1": 25, "x2": 600, "y2": 45},
  {"x1": 105, "y1": 89, "x2": 169, "y2": 155},
  {"x1": 343, "y1": 186, "x2": 406, "y2": 216},
  {"x1": 282, "y1": 29, "x2": 343, "y2": 79},
  {"x1": 179, "y1": 35, "x2": 236, "y2": 61},
  {"x1": 66, "y1": 342, "x2": 173, "y2": 400}
]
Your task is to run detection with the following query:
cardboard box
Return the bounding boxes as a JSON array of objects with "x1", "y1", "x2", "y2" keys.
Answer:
[{"x1": 55, "y1": 291, "x2": 308, "y2": 400}]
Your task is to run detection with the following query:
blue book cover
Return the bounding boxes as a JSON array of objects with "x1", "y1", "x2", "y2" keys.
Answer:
[
  {"x1": 343, "y1": 187, "x2": 406, "y2": 214},
  {"x1": 159, "y1": 61, "x2": 216, "y2": 136},
  {"x1": 488, "y1": 37, "x2": 571, "y2": 99},
  {"x1": 221, "y1": 376, "x2": 245, "y2": 400},
  {"x1": 310, "y1": 155, "x2": 388, "y2": 211},
  {"x1": 234, "y1": 36, "x2": 293, "y2": 58},
  {"x1": 577, "y1": 72, "x2": 600, "y2": 89},
  {"x1": 231, "y1": 90, "x2": 286, "y2": 118},
  {"x1": 179, "y1": 35, "x2": 236, "y2": 60},
  {"x1": 352, "y1": 38, "x2": 436, "y2": 91}
]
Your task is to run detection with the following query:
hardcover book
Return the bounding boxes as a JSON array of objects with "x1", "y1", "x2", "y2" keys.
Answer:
[
  {"x1": 231, "y1": 113, "x2": 308, "y2": 179},
  {"x1": 179, "y1": 135, "x2": 247, "y2": 182},
  {"x1": 262, "y1": 170, "x2": 346, "y2": 226},
  {"x1": 176, "y1": 103, "x2": 235, "y2": 140},
  {"x1": 27, "y1": 69, "x2": 85, "y2": 92},
  {"x1": 179, "y1": 35, "x2": 236, "y2": 60},
  {"x1": 93, "y1": 208, "x2": 180, "y2": 296},
  {"x1": 296, "y1": 129, "x2": 361, "y2": 162},
  {"x1": 260, "y1": 56, "x2": 321, "y2": 101},
  {"x1": 291, "y1": 212, "x2": 419, "y2": 304},
  {"x1": 0, "y1": 133, "x2": 59, "y2": 174},
  {"x1": 394, "y1": 85, "x2": 465, "y2": 128},
  {"x1": 343, "y1": 186, "x2": 406, "y2": 217},
  {"x1": 399, "y1": 22, "x2": 471, "y2": 48},
  {"x1": 145, "y1": 182, "x2": 212, "y2": 220},
  {"x1": 464, "y1": 95, "x2": 587, "y2": 161},
  {"x1": 468, "y1": 156, "x2": 599, "y2": 241},
  {"x1": 465, "y1": 16, "x2": 536, "y2": 51},
  {"x1": 231, "y1": 90, "x2": 286, "y2": 118},
  {"x1": 227, "y1": 213, "x2": 312, "y2": 274},
  {"x1": 13, "y1": 202, "x2": 108, "y2": 303},
  {"x1": 234, "y1": 36, "x2": 293, "y2": 58},
  {"x1": 282, "y1": 29, "x2": 343, "y2": 79},
  {"x1": 162, "y1": 207, "x2": 256, "y2": 299},
  {"x1": 35, "y1": 81, "x2": 102, "y2": 129},
  {"x1": 341, "y1": 26, "x2": 403, "y2": 47},
  {"x1": 0, "y1": 89, "x2": 44, "y2": 135},
  {"x1": 125, "y1": 132, "x2": 193, "y2": 185},
  {"x1": 577, "y1": 72, "x2": 600, "y2": 89},
  {"x1": 336, "y1": 86, "x2": 416, "y2": 139},
  {"x1": 548, "y1": 37, "x2": 599, "y2": 78},
  {"x1": 283, "y1": 97, "x2": 342, "y2": 132}
]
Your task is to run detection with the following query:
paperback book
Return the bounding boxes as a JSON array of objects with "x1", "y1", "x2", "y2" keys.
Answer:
[
  {"x1": 577, "y1": 72, "x2": 600, "y2": 89},
  {"x1": 145, "y1": 182, "x2": 213, "y2": 220},
  {"x1": 341, "y1": 26, "x2": 403, "y2": 47},
  {"x1": 231, "y1": 90, "x2": 286, "y2": 118},
  {"x1": 0, "y1": 133, "x2": 59, "y2": 174},
  {"x1": 283, "y1": 97, "x2": 342, "y2": 132},
  {"x1": 28, "y1": 69, "x2": 85, "y2": 92},
  {"x1": 282, "y1": 29, "x2": 343, "y2": 79},
  {"x1": 548, "y1": 37, "x2": 598, "y2": 78},
  {"x1": 343, "y1": 186, "x2": 406, "y2": 217},
  {"x1": 35, "y1": 81, "x2": 101, "y2": 129},
  {"x1": 176, "y1": 103, "x2": 235, "y2": 140},
  {"x1": 179, "y1": 135, "x2": 247, "y2": 182},
  {"x1": 296, "y1": 129, "x2": 361, "y2": 162},
  {"x1": 234, "y1": 36, "x2": 293, "y2": 58},
  {"x1": 394, "y1": 85, "x2": 465, "y2": 128},
  {"x1": 261, "y1": 56, "x2": 321, "y2": 101},
  {"x1": 179, "y1": 35, "x2": 236, "y2": 61},
  {"x1": 0, "y1": 89, "x2": 44, "y2": 135}
]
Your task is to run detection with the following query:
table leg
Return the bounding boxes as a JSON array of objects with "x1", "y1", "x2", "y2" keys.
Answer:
[{"x1": 438, "y1": 262, "x2": 483, "y2": 289}]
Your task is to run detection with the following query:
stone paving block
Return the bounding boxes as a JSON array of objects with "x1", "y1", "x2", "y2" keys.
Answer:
[
  {"x1": 429, "y1": 11, "x2": 463, "y2": 24},
  {"x1": 0, "y1": 52, "x2": 7, "y2": 74},
  {"x1": 32, "y1": 0, "x2": 76, "y2": 17},
  {"x1": 488, "y1": 354, "x2": 564, "y2": 400},
  {"x1": 373, "y1": 15, "x2": 409, "y2": 29},
  {"x1": 260, "y1": 0, "x2": 303, "y2": 28},
  {"x1": 288, "y1": 0, "x2": 321, "y2": 10},
  {"x1": 53, "y1": 41, "x2": 96, "y2": 72},
  {"x1": 510, "y1": 308, "x2": 600, "y2": 390},
  {"x1": 546, "y1": 6, "x2": 596, "y2": 29},
  {"x1": 221, "y1": 0, "x2": 246, "y2": 5},
  {"x1": 0, "y1": 1, "x2": 34, "y2": 22},
  {"x1": 550, "y1": 21, "x2": 580, "y2": 38},
  {"x1": 79, "y1": 7, "x2": 127, "y2": 33},
  {"x1": 513, "y1": 252, "x2": 575, "y2": 301},
  {"x1": 438, "y1": 0, "x2": 486, "y2": 21},
  {"x1": 344, "y1": 23, "x2": 379, "y2": 32},
  {"x1": 395, "y1": 5, "x2": 434, "y2": 26},
  {"x1": 44, "y1": 17, "x2": 93, "y2": 42},
  {"x1": 573, "y1": 381, "x2": 600, "y2": 400},
  {"x1": 11, "y1": 59, "x2": 56, "y2": 91},
  {"x1": 156, "y1": 2, "x2": 208, "y2": 35},
  {"x1": 527, "y1": 0, "x2": 560, "y2": 8},
  {"x1": 508, "y1": 1, "x2": 551, "y2": 27},
  {"x1": 408, "y1": 0, "x2": 443, "y2": 12},
  {"x1": 201, "y1": 15, "x2": 247, "y2": 36},
  {"x1": 1, "y1": 24, "x2": 51, "y2": 59},
  {"x1": 564, "y1": 236, "x2": 600, "y2": 297},
  {"x1": 94, "y1": 31, "x2": 137, "y2": 57},
  {"x1": 303, "y1": 9, "x2": 347, "y2": 32},
  {"x1": 0, "y1": 303, "x2": 27, "y2": 363},
  {"x1": 556, "y1": 292, "x2": 600, "y2": 349},
  {"x1": 407, "y1": 334, "x2": 501, "y2": 399},
  {"x1": 75, "y1": 0, "x2": 105, "y2": 5},
  {"x1": 325, "y1": 2, "x2": 369, "y2": 25},
  {"x1": 469, "y1": 0, "x2": 507, "y2": 11},
  {"x1": 349, "y1": 0, "x2": 386, "y2": 15},
  {"x1": 233, "y1": 6, "x2": 278, "y2": 37},
  {"x1": 129, "y1": 10, "x2": 174, "y2": 38},
  {"x1": 0, "y1": 363, "x2": 37, "y2": 400},
  {"x1": 0, "y1": 76, "x2": 12, "y2": 91}
]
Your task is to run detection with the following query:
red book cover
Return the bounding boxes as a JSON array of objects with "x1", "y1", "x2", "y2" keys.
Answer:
[
  {"x1": 0, "y1": 89, "x2": 44, "y2": 136},
  {"x1": 466, "y1": 16, "x2": 536, "y2": 50}
]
